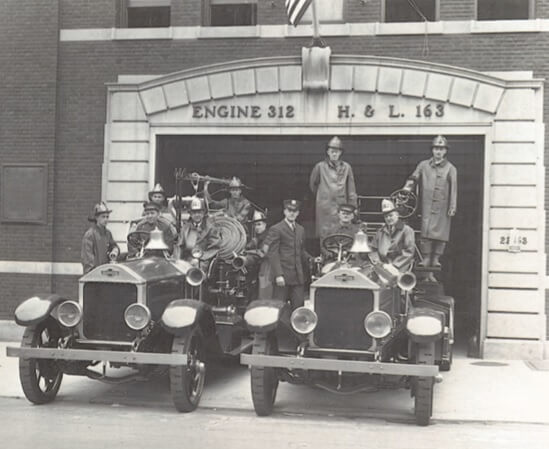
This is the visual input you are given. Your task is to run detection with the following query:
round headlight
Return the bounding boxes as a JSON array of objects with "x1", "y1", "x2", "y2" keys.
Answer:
[
  {"x1": 57, "y1": 301, "x2": 82, "y2": 328},
  {"x1": 290, "y1": 307, "x2": 318, "y2": 335},
  {"x1": 364, "y1": 311, "x2": 392, "y2": 339},
  {"x1": 124, "y1": 304, "x2": 151, "y2": 331}
]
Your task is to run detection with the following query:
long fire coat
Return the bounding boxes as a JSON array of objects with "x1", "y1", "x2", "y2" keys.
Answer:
[
  {"x1": 406, "y1": 157, "x2": 457, "y2": 242},
  {"x1": 310, "y1": 159, "x2": 357, "y2": 238},
  {"x1": 81, "y1": 224, "x2": 119, "y2": 274},
  {"x1": 370, "y1": 220, "x2": 415, "y2": 272}
]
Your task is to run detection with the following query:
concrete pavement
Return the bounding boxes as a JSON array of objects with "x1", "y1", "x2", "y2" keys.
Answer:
[{"x1": 1, "y1": 341, "x2": 548, "y2": 425}]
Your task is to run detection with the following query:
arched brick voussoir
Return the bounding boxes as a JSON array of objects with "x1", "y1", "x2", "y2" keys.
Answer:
[{"x1": 129, "y1": 55, "x2": 508, "y2": 115}]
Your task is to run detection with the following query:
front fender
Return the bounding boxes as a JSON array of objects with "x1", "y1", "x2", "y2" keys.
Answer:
[
  {"x1": 14, "y1": 294, "x2": 66, "y2": 327},
  {"x1": 406, "y1": 307, "x2": 445, "y2": 343},
  {"x1": 161, "y1": 299, "x2": 216, "y2": 337},
  {"x1": 244, "y1": 299, "x2": 287, "y2": 333}
]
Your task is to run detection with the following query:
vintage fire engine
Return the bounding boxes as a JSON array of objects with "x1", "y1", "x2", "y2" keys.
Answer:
[
  {"x1": 6, "y1": 172, "x2": 262, "y2": 413},
  {"x1": 241, "y1": 191, "x2": 454, "y2": 426}
]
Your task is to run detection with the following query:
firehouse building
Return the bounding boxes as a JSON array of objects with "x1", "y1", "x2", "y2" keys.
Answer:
[{"x1": 1, "y1": 0, "x2": 548, "y2": 359}]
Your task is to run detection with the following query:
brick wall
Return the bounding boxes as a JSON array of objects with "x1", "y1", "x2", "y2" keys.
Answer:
[
  {"x1": 258, "y1": 0, "x2": 288, "y2": 25},
  {"x1": 54, "y1": 0, "x2": 549, "y2": 28},
  {"x1": 536, "y1": 0, "x2": 549, "y2": 18},
  {"x1": 0, "y1": 274, "x2": 53, "y2": 319},
  {"x1": 172, "y1": 0, "x2": 202, "y2": 26},
  {"x1": 0, "y1": 0, "x2": 58, "y2": 262},
  {"x1": 60, "y1": 0, "x2": 117, "y2": 29},
  {"x1": 345, "y1": 0, "x2": 382, "y2": 23},
  {"x1": 440, "y1": 0, "x2": 475, "y2": 20}
]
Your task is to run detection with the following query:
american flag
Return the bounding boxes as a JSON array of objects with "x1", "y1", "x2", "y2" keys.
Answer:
[{"x1": 285, "y1": 0, "x2": 313, "y2": 27}]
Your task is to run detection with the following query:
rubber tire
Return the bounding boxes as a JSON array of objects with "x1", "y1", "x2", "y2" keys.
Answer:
[
  {"x1": 170, "y1": 327, "x2": 205, "y2": 413},
  {"x1": 414, "y1": 376, "x2": 434, "y2": 426},
  {"x1": 250, "y1": 333, "x2": 279, "y2": 417},
  {"x1": 19, "y1": 318, "x2": 63, "y2": 405}
]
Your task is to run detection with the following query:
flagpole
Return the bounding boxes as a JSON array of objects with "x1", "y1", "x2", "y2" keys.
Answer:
[{"x1": 311, "y1": 0, "x2": 321, "y2": 45}]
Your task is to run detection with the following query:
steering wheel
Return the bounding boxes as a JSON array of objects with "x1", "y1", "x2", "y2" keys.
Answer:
[
  {"x1": 322, "y1": 234, "x2": 355, "y2": 257},
  {"x1": 127, "y1": 231, "x2": 150, "y2": 251},
  {"x1": 390, "y1": 188, "x2": 418, "y2": 219}
]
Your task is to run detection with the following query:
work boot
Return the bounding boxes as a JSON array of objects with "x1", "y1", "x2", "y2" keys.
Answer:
[
  {"x1": 418, "y1": 255, "x2": 431, "y2": 267},
  {"x1": 432, "y1": 254, "x2": 441, "y2": 268}
]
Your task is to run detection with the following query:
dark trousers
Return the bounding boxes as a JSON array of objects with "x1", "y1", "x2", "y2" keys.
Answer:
[{"x1": 272, "y1": 284, "x2": 305, "y2": 310}]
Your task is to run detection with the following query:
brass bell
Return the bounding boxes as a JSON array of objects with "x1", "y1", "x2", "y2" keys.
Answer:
[
  {"x1": 145, "y1": 227, "x2": 170, "y2": 251},
  {"x1": 349, "y1": 230, "x2": 372, "y2": 253}
]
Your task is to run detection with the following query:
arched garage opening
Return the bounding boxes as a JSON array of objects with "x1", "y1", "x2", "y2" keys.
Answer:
[{"x1": 156, "y1": 134, "x2": 484, "y2": 346}]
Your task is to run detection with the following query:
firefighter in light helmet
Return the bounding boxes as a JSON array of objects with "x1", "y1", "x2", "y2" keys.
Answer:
[
  {"x1": 178, "y1": 197, "x2": 221, "y2": 259},
  {"x1": 205, "y1": 176, "x2": 252, "y2": 224},
  {"x1": 81, "y1": 202, "x2": 119, "y2": 273},
  {"x1": 402, "y1": 135, "x2": 458, "y2": 278}
]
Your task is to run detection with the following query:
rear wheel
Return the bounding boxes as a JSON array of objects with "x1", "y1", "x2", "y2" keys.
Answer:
[
  {"x1": 414, "y1": 376, "x2": 434, "y2": 426},
  {"x1": 170, "y1": 327, "x2": 206, "y2": 412},
  {"x1": 250, "y1": 333, "x2": 279, "y2": 416},
  {"x1": 19, "y1": 318, "x2": 64, "y2": 404}
]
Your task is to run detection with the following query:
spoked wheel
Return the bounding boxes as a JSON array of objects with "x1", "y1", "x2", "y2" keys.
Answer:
[
  {"x1": 19, "y1": 318, "x2": 64, "y2": 404},
  {"x1": 170, "y1": 327, "x2": 206, "y2": 412},
  {"x1": 414, "y1": 376, "x2": 434, "y2": 426},
  {"x1": 390, "y1": 188, "x2": 418, "y2": 219},
  {"x1": 127, "y1": 230, "x2": 150, "y2": 253},
  {"x1": 250, "y1": 332, "x2": 279, "y2": 416},
  {"x1": 321, "y1": 234, "x2": 355, "y2": 259}
]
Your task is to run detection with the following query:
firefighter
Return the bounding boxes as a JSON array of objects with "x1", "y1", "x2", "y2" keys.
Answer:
[
  {"x1": 267, "y1": 200, "x2": 313, "y2": 310},
  {"x1": 81, "y1": 202, "x2": 119, "y2": 274},
  {"x1": 310, "y1": 136, "x2": 358, "y2": 239},
  {"x1": 329, "y1": 203, "x2": 361, "y2": 237},
  {"x1": 148, "y1": 183, "x2": 176, "y2": 226},
  {"x1": 245, "y1": 210, "x2": 273, "y2": 300},
  {"x1": 205, "y1": 177, "x2": 252, "y2": 224},
  {"x1": 370, "y1": 199, "x2": 416, "y2": 314},
  {"x1": 128, "y1": 202, "x2": 176, "y2": 257},
  {"x1": 402, "y1": 135, "x2": 458, "y2": 271},
  {"x1": 370, "y1": 199, "x2": 415, "y2": 273},
  {"x1": 178, "y1": 197, "x2": 221, "y2": 259}
]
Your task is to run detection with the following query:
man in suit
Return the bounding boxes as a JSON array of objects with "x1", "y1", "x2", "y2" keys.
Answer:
[{"x1": 267, "y1": 199, "x2": 313, "y2": 309}]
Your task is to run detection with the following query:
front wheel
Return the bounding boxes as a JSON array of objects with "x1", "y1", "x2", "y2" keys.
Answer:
[
  {"x1": 414, "y1": 376, "x2": 434, "y2": 426},
  {"x1": 19, "y1": 318, "x2": 64, "y2": 404},
  {"x1": 170, "y1": 327, "x2": 206, "y2": 412},
  {"x1": 250, "y1": 333, "x2": 279, "y2": 416}
]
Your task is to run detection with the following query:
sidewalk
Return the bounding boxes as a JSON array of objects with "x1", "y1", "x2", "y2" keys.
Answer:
[{"x1": 1, "y1": 341, "x2": 548, "y2": 424}]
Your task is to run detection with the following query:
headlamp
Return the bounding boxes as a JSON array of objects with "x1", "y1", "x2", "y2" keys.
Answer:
[
  {"x1": 290, "y1": 307, "x2": 318, "y2": 335},
  {"x1": 124, "y1": 303, "x2": 151, "y2": 331},
  {"x1": 364, "y1": 310, "x2": 392, "y2": 339},
  {"x1": 57, "y1": 301, "x2": 82, "y2": 328}
]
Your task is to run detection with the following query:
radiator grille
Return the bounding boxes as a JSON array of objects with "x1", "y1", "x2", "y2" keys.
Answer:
[
  {"x1": 313, "y1": 287, "x2": 374, "y2": 350},
  {"x1": 83, "y1": 283, "x2": 137, "y2": 341}
]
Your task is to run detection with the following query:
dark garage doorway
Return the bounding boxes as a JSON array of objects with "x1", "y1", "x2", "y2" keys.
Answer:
[{"x1": 156, "y1": 134, "x2": 484, "y2": 346}]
